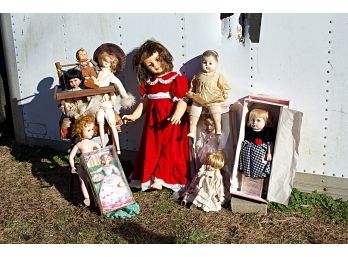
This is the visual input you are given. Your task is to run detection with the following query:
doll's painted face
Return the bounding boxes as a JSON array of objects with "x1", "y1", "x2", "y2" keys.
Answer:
[
  {"x1": 144, "y1": 52, "x2": 165, "y2": 75},
  {"x1": 201, "y1": 55, "x2": 218, "y2": 73},
  {"x1": 82, "y1": 122, "x2": 95, "y2": 139},
  {"x1": 101, "y1": 56, "x2": 112, "y2": 69},
  {"x1": 77, "y1": 50, "x2": 89, "y2": 64},
  {"x1": 249, "y1": 116, "x2": 266, "y2": 131},
  {"x1": 205, "y1": 120, "x2": 215, "y2": 133},
  {"x1": 69, "y1": 78, "x2": 82, "y2": 89}
]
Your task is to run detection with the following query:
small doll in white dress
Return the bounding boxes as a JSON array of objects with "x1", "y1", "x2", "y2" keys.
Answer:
[
  {"x1": 195, "y1": 116, "x2": 222, "y2": 168},
  {"x1": 181, "y1": 151, "x2": 225, "y2": 212},
  {"x1": 86, "y1": 44, "x2": 135, "y2": 153},
  {"x1": 187, "y1": 50, "x2": 229, "y2": 139}
]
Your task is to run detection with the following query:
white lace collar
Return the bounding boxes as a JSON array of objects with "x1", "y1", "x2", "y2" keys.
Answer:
[{"x1": 146, "y1": 72, "x2": 178, "y2": 85}]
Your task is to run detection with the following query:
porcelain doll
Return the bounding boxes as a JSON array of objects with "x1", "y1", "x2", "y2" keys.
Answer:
[
  {"x1": 76, "y1": 48, "x2": 99, "y2": 89},
  {"x1": 69, "y1": 114, "x2": 101, "y2": 206},
  {"x1": 87, "y1": 45, "x2": 135, "y2": 153},
  {"x1": 122, "y1": 39, "x2": 190, "y2": 192},
  {"x1": 59, "y1": 69, "x2": 89, "y2": 139},
  {"x1": 195, "y1": 115, "x2": 222, "y2": 168},
  {"x1": 187, "y1": 50, "x2": 229, "y2": 139},
  {"x1": 181, "y1": 151, "x2": 225, "y2": 212},
  {"x1": 239, "y1": 108, "x2": 276, "y2": 178}
]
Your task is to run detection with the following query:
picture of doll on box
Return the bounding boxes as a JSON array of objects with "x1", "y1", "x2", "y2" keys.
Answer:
[
  {"x1": 81, "y1": 146, "x2": 139, "y2": 217},
  {"x1": 238, "y1": 108, "x2": 276, "y2": 179}
]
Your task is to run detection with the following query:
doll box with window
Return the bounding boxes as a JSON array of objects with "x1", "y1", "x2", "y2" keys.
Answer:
[{"x1": 229, "y1": 94, "x2": 303, "y2": 205}]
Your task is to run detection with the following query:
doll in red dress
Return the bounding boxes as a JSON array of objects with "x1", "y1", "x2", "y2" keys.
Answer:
[{"x1": 122, "y1": 39, "x2": 190, "y2": 192}]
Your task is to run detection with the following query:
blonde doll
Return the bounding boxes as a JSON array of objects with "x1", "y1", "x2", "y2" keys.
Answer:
[
  {"x1": 69, "y1": 114, "x2": 101, "y2": 206},
  {"x1": 87, "y1": 47, "x2": 135, "y2": 153},
  {"x1": 187, "y1": 50, "x2": 229, "y2": 139},
  {"x1": 122, "y1": 39, "x2": 190, "y2": 192},
  {"x1": 239, "y1": 108, "x2": 275, "y2": 178},
  {"x1": 181, "y1": 151, "x2": 225, "y2": 212}
]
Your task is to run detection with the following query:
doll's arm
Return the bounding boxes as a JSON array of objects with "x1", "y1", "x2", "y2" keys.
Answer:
[
  {"x1": 122, "y1": 98, "x2": 148, "y2": 124},
  {"x1": 266, "y1": 142, "x2": 273, "y2": 161},
  {"x1": 168, "y1": 99, "x2": 187, "y2": 125},
  {"x1": 69, "y1": 144, "x2": 79, "y2": 173}
]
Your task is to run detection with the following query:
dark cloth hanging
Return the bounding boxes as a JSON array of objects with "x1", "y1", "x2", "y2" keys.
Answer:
[
  {"x1": 238, "y1": 13, "x2": 263, "y2": 43},
  {"x1": 220, "y1": 13, "x2": 234, "y2": 20}
]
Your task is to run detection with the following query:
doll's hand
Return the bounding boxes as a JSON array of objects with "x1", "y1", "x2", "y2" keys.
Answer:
[
  {"x1": 122, "y1": 114, "x2": 137, "y2": 124},
  {"x1": 266, "y1": 153, "x2": 272, "y2": 162},
  {"x1": 168, "y1": 114, "x2": 181, "y2": 125},
  {"x1": 71, "y1": 166, "x2": 77, "y2": 174}
]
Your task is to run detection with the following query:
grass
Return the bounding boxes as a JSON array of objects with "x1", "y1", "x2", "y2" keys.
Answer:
[{"x1": 0, "y1": 119, "x2": 347, "y2": 244}]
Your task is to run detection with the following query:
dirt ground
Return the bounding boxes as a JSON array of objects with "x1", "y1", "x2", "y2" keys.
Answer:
[{"x1": 0, "y1": 129, "x2": 347, "y2": 244}]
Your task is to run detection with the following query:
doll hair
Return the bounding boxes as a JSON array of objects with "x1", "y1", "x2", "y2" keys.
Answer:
[
  {"x1": 204, "y1": 116, "x2": 215, "y2": 127},
  {"x1": 65, "y1": 68, "x2": 83, "y2": 82},
  {"x1": 132, "y1": 39, "x2": 174, "y2": 83},
  {"x1": 98, "y1": 52, "x2": 118, "y2": 74},
  {"x1": 202, "y1": 50, "x2": 219, "y2": 62},
  {"x1": 247, "y1": 108, "x2": 273, "y2": 127},
  {"x1": 72, "y1": 114, "x2": 96, "y2": 139},
  {"x1": 100, "y1": 153, "x2": 112, "y2": 165},
  {"x1": 206, "y1": 151, "x2": 225, "y2": 170}
]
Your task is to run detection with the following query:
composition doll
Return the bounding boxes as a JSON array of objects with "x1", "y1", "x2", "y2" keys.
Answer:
[
  {"x1": 69, "y1": 114, "x2": 101, "y2": 206},
  {"x1": 75, "y1": 48, "x2": 99, "y2": 89},
  {"x1": 195, "y1": 115, "x2": 221, "y2": 168},
  {"x1": 122, "y1": 39, "x2": 190, "y2": 192},
  {"x1": 238, "y1": 108, "x2": 276, "y2": 178},
  {"x1": 181, "y1": 151, "x2": 225, "y2": 212},
  {"x1": 187, "y1": 50, "x2": 230, "y2": 139},
  {"x1": 87, "y1": 44, "x2": 135, "y2": 153},
  {"x1": 59, "y1": 68, "x2": 89, "y2": 139}
]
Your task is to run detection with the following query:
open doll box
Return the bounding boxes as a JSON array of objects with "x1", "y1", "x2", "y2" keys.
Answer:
[{"x1": 229, "y1": 94, "x2": 303, "y2": 205}]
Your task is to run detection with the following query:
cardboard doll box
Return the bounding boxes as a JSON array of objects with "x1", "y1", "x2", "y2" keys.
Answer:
[
  {"x1": 80, "y1": 145, "x2": 135, "y2": 215},
  {"x1": 229, "y1": 94, "x2": 303, "y2": 205}
]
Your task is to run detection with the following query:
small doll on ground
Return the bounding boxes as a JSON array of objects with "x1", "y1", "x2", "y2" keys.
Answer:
[
  {"x1": 187, "y1": 50, "x2": 230, "y2": 139},
  {"x1": 75, "y1": 48, "x2": 99, "y2": 89},
  {"x1": 59, "y1": 69, "x2": 89, "y2": 139},
  {"x1": 181, "y1": 151, "x2": 225, "y2": 212},
  {"x1": 122, "y1": 39, "x2": 190, "y2": 192},
  {"x1": 195, "y1": 115, "x2": 222, "y2": 168},
  {"x1": 86, "y1": 43, "x2": 135, "y2": 153},
  {"x1": 69, "y1": 114, "x2": 101, "y2": 206},
  {"x1": 239, "y1": 108, "x2": 276, "y2": 178}
]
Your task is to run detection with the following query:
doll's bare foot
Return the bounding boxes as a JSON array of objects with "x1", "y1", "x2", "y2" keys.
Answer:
[
  {"x1": 150, "y1": 182, "x2": 162, "y2": 190},
  {"x1": 83, "y1": 198, "x2": 90, "y2": 206},
  {"x1": 117, "y1": 150, "x2": 121, "y2": 155}
]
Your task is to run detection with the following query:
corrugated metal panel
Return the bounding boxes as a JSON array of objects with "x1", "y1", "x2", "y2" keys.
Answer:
[{"x1": 3, "y1": 13, "x2": 348, "y2": 179}]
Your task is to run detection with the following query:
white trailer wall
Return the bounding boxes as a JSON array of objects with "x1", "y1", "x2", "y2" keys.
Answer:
[{"x1": 1, "y1": 13, "x2": 348, "y2": 187}]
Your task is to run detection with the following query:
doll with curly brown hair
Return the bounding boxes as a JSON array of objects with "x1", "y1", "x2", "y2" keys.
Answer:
[{"x1": 69, "y1": 114, "x2": 101, "y2": 206}]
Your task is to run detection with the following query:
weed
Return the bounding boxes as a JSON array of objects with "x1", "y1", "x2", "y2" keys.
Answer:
[{"x1": 269, "y1": 188, "x2": 348, "y2": 225}]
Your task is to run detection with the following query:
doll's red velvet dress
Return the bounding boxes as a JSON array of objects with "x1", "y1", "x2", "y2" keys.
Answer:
[{"x1": 130, "y1": 72, "x2": 190, "y2": 191}]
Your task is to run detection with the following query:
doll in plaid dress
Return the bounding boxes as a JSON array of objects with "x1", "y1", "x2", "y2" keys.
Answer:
[{"x1": 239, "y1": 108, "x2": 275, "y2": 178}]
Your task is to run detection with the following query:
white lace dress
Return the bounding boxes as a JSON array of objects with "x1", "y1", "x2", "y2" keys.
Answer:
[{"x1": 182, "y1": 165, "x2": 224, "y2": 212}]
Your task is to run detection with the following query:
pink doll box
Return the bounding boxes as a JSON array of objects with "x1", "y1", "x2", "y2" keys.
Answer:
[{"x1": 230, "y1": 94, "x2": 303, "y2": 205}]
